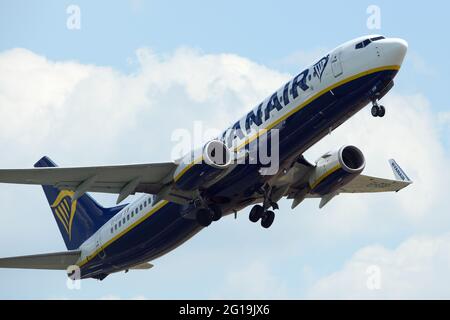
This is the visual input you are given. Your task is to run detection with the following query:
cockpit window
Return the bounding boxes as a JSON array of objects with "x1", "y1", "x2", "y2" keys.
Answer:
[
  {"x1": 355, "y1": 39, "x2": 370, "y2": 49},
  {"x1": 370, "y1": 36, "x2": 385, "y2": 42}
]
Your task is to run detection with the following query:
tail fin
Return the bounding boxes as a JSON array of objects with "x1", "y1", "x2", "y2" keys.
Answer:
[{"x1": 34, "y1": 156, "x2": 126, "y2": 250}]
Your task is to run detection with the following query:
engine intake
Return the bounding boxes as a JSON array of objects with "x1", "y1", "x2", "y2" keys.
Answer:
[
  {"x1": 174, "y1": 140, "x2": 233, "y2": 191},
  {"x1": 339, "y1": 145, "x2": 365, "y2": 173}
]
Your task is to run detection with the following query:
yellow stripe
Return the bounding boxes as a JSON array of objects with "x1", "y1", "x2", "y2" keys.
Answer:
[
  {"x1": 174, "y1": 65, "x2": 400, "y2": 182},
  {"x1": 310, "y1": 164, "x2": 342, "y2": 190},
  {"x1": 51, "y1": 190, "x2": 74, "y2": 208},
  {"x1": 62, "y1": 199, "x2": 71, "y2": 216},
  {"x1": 68, "y1": 200, "x2": 78, "y2": 240},
  {"x1": 79, "y1": 65, "x2": 400, "y2": 268},
  {"x1": 77, "y1": 200, "x2": 169, "y2": 267},
  {"x1": 59, "y1": 201, "x2": 70, "y2": 219},
  {"x1": 56, "y1": 207, "x2": 69, "y2": 225},
  {"x1": 174, "y1": 156, "x2": 203, "y2": 182},
  {"x1": 54, "y1": 207, "x2": 69, "y2": 234}
]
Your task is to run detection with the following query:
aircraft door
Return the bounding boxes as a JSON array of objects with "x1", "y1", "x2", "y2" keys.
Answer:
[
  {"x1": 96, "y1": 232, "x2": 106, "y2": 260},
  {"x1": 331, "y1": 51, "x2": 343, "y2": 77}
]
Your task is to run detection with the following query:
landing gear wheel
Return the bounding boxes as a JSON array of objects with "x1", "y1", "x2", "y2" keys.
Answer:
[
  {"x1": 371, "y1": 105, "x2": 380, "y2": 117},
  {"x1": 210, "y1": 205, "x2": 222, "y2": 222},
  {"x1": 196, "y1": 208, "x2": 213, "y2": 227},
  {"x1": 261, "y1": 210, "x2": 275, "y2": 229},
  {"x1": 249, "y1": 205, "x2": 264, "y2": 223},
  {"x1": 378, "y1": 105, "x2": 385, "y2": 117}
]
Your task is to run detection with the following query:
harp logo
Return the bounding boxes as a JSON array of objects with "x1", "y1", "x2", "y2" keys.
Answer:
[
  {"x1": 313, "y1": 54, "x2": 329, "y2": 82},
  {"x1": 51, "y1": 190, "x2": 78, "y2": 239}
]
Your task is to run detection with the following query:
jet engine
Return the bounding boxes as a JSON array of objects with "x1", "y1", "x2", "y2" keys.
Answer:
[
  {"x1": 309, "y1": 145, "x2": 365, "y2": 195},
  {"x1": 174, "y1": 140, "x2": 233, "y2": 191}
]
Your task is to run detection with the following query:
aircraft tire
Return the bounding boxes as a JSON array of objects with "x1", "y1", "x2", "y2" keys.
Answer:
[
  {"x1": 249, "y1": 205, "x2": 264, "y2": 223},
  {"x1": 261, "y1": 210, "x2": 275, "y2": 229},
  {"x1": 210, "y1": 204, "x2": 222, "y2": 221},
  {"x1": 196, "y1": 208, "x2": 213, "y2": 227}
]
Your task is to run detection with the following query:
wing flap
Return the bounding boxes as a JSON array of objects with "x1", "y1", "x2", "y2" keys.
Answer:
[{"x1": 0, "y1": 250, "x2": 81, "y2": 270}]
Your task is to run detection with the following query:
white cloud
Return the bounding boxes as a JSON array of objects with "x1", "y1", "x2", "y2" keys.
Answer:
[
  {"x1": 99, "y1": 294, "x2": 146, "y2": 300},
  {"x1": 407, "y1": 51, "x2": 437, "y2": 77},
  {"x1": 438, "y1": 112, "x2": 450, "y2": 127},
  {"x1": 0, "y1": 47, "x2": 289, "y2": 166},
  {"x1": 276, "y1": 47, "x2": 330, "y2": 70},
  {"x1": 215, "y1": 261, "x2": 288, "y2": 299},
  {"x1": 308, "y1": 233, "x2": 450, "y2": 299}
]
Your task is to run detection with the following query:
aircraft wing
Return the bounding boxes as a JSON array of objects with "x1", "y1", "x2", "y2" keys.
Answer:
[
  {"x1": 339, "y1": 159, "x2": 412, "y2": 193},
  {"x1": 0, "y1": 157, "x2": 178, "y2": 203},
  {"x1": 0, "y1": 250, "x2": 81, "y2": 270},
  {"x1": 339, "y1": 175, "x2": 411, "y2": 193}
]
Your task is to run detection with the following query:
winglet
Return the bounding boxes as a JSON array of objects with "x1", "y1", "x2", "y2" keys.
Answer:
[{"x1": 389, "y1": 159, "x2": 412, "y2": 183}]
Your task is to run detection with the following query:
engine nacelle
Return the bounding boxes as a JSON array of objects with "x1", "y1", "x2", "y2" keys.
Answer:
[
  {"x1": 309, "y1": 145, "x2": 365, "y2": 195},
  {"x1": 174, "y1": 140, "x2": 233, "y2": 191}
]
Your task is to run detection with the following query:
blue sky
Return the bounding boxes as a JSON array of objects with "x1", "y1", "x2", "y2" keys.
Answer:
[{"x1": 0, "y1": 0, "x2": 449, "y2": 299}]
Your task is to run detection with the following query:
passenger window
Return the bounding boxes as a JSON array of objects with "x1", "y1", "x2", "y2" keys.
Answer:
[
  {"x1": 122, "y1": 218, "x2": 126, "y2": 224},
  {"x1": 140, "y1": 204, "x2": 143, "y2": 211},
  {"x1": 127, "y1": 215, "x2": 130, "y2": 221},
  {"x1": 131, "y1": 211, "x2": 134, "y2": 217},
  {"x1": 110, "y1": 227, "x2": 113, "y2": 234},
  {"x1": 144, "y1": 201, "x2": 147, "y2": 207},
  {"x1": 115, "y1": 224, "x2": 117, "y2": 230},
  {"x1": 119, "y1": 221, "x2": 122, "y2": 227}
]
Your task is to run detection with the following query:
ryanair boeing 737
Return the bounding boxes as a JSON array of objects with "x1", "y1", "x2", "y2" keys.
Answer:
[{"x1": 0, "y1": 35, "x2": 412, "y2": 280}]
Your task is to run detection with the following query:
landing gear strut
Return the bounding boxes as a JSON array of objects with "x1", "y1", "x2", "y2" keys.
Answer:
[{"x1": 371, "y1": 99, "x2": 385, "y2": 117}]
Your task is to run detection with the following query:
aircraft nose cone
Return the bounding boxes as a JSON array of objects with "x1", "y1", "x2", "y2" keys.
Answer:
[{"x1": 386, "y1": 38, "x2": 408, "y2": 66}]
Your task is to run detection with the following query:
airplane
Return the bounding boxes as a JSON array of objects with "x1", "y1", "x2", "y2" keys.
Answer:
[{"x1": 0, "y1": 35, "x2": 412, "y2": 280}]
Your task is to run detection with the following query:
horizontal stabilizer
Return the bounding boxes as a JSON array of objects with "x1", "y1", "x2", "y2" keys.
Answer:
[{"x1": 0, "y1": 250, "x2": 81, "y2": 270}]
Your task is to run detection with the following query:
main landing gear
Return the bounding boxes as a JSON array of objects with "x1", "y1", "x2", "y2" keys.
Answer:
[
  {"x1": 371, "y1": 99, "x2": 385, "y2": 117},
  {"x1": 196, "y1": 204, "x2": 222, "y2": 227},
  {"x1": 249, "y1": 205, "x2": 275, "y2": 229},
  {"x1": 248, "y1": 185, "x2": 278, "y2": 229}
]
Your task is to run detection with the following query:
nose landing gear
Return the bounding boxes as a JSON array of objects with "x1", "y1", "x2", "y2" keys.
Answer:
[{"x1": 371, "y1": 99, "x2": 385, "y2": 117}]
